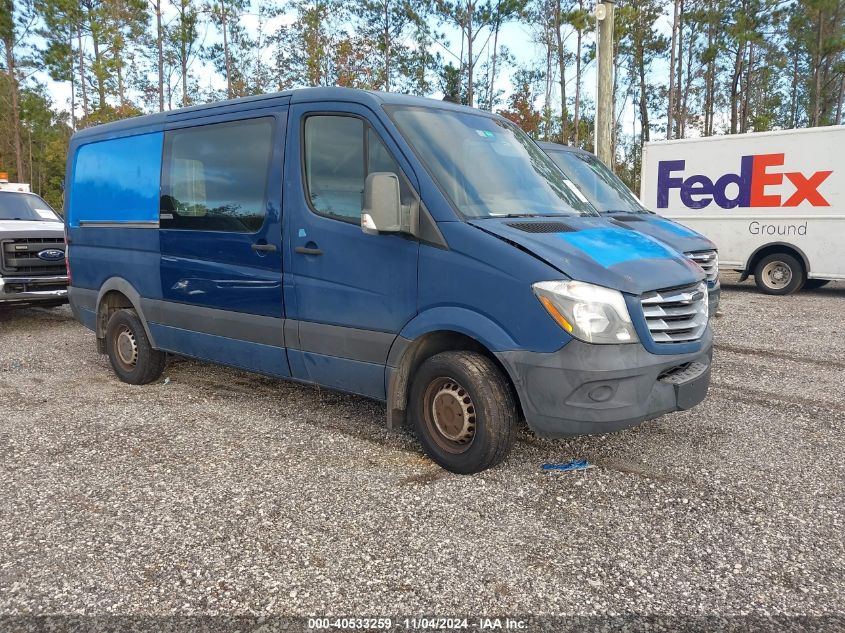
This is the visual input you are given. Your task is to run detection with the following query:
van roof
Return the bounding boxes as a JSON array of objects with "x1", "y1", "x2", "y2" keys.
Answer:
[{"x1": 71, "y1": 86, "x2": 492, "y2": 142}]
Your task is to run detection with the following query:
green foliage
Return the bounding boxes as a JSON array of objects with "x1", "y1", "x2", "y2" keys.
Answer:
[
  {"x1": 2, "y1": 83, "x2": 72, "y2": 208},
  {"x1": 499, "y1": 67, "x2": 542, "y2": 133}
]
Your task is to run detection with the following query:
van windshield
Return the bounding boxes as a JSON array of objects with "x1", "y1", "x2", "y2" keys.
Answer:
[
  {"x1": 545, "y1": 149, "x2": 648, "y2": 214},
  {"x1": 0, "y1": 192, "x2": 61, "y2": 221},
  {"x1": 389, "y1": 106, "x2": 596, "y2": 219}
]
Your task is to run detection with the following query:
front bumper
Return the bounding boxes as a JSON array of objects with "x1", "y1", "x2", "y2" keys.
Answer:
[
  {"x1": 0, "y1": 275, "x2": 69, "y2": 305},
  {"x1": 496, "y1": 327, "x2": 713, "y2": 437}
]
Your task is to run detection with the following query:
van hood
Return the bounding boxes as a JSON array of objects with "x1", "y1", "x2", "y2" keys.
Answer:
[
  {"x1": 606, "y1": 213, "x2": 716, "y2": 253},
  {"x1": 0, "y1": 219, "x2": 65, "y2": 238},
  {"x1": 469, "y1": 216, "x2": 704, "y2": 295}
]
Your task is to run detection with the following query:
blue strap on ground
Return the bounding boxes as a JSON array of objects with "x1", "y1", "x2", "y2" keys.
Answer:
[{"x1": 542, "y1": 459, "x2": 591, "y2": 472}]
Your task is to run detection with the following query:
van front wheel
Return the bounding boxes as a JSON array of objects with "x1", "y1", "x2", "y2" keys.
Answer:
[
  {"x1": 754, "y1": 253, "x2": 805, "y2": 295},
  {"x1": 105, "y1": 309, "x2": 166, "y2": 384},
  {"x1": 410, "y1": 351, "x2": 517, "y2": 474}
]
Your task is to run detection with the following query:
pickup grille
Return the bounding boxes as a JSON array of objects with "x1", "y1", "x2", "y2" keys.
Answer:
[
  {"x1": 686, "y1": 250, "x2": 719, "y2": 283},
  {"x1": 1, "y1": 238, "x2": 66, "y2": 277},
  {"x1": 640, "y1": 282, "x2": 709, "y2": 343}
]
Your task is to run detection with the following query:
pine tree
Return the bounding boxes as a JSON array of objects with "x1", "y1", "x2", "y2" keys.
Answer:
[
  {"x1": 1, "y1": 0, "x2": 35, "y2": 179},
  {"x1": 168, "y1": 0, "x2": 200, "y2": 107}
]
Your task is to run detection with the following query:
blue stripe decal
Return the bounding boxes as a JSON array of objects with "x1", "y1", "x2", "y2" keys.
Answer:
[
  {"x1": 68, "y1": 132, "x2": 163, "y2": 228},
  {"x1": 557, "y1": 228, "x2": 677, "y2": 268}
]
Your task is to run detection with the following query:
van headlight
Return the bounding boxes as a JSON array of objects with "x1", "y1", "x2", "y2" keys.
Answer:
[{"x1": 533, "y1": 280, "x2": 639, "y2": 344}]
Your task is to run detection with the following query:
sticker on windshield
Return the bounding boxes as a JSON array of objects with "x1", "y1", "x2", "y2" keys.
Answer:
[
  {"x1": 35, "y1": 209, "x2": 56, "y2": 219},
  {"x1": 563, "y1": 180, "x2": 589, "y2": 203},
  {"x1": 475, "y1": 129, "x2": 495, "y2": 138}
]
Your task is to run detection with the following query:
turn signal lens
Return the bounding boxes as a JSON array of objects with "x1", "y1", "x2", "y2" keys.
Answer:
[{"x1": 538, "y1": 295, "x2": 573, "y2": 333}]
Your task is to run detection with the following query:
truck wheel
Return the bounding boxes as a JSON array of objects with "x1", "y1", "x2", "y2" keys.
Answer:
[
  {"x1": 754, "y1": 253, "x2": 805, "y2": 295},
  {"x1": 803, "y1": 279, "x2": 830, "y2": 290},
  {"x1": 105, "y1": 309, "x2": 166, "y2": 384},
  {"x1": 409, "y1": 351, "x2": 517, "y2": 474}
]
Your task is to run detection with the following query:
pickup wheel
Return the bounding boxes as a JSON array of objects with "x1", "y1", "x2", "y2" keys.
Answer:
[
  {"x1": 754, "y1": 253, "x2": 805, "y2": 295},
  {"x1": 409, "y1": 351, "x2": 517, "y2": 474},
  {"x1": 105, "y1": 309, "x2": 166, "y2": 385}
]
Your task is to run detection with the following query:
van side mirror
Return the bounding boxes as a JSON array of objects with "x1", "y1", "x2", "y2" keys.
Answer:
[{"x1": 362, "y1": 172, "x2": 402, "y2": 235}]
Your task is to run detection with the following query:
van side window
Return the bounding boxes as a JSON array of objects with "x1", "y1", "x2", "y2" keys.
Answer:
[
  {"x1": 304, "y1": 115, "x2": 413, "y2": 221},
  {"x1": 161, "y1": 118, "x2": 273, "y2": 232},
  {"x1": 304, "y1": 116, "x2": 364, "y2": 219},
  {"x1": 367, "y1": 127, "x2": 399, "y2": 174}
]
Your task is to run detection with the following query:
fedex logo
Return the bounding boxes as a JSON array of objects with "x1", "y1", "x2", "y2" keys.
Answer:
[{"x1": 656, "y1": 154, "x2": 832, "y2": 209}]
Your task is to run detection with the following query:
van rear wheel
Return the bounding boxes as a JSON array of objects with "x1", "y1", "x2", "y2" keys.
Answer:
[
  {"x1": 410, "y1": 351, "x2": 517, "y2": 474},
  {"x1": 105, "y1": 309, "x2": 166, "y2": 384},
  {"x1": 754, "y1": 253, "x2": 805, "y2": 295}
]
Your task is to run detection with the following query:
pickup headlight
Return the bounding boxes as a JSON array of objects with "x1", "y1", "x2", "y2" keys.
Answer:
[{"x1": 533, "y1": 280, "x2": 639, "y2": 344}]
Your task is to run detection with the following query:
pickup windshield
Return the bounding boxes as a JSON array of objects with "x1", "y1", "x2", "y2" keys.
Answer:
[
  {"x1": 389, "y1": 106, "x2": 596, "y2": 219},
  {"x1": 545, "y1": 149, "x2": 649, "y2": 214},
  {"x1": 0, "y1": 192, "x2": 61, "y2": 221}
]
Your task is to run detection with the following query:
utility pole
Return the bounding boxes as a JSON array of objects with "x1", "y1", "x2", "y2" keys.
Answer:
[
  {"x1": 667, "y1": 0, "x2": 680, "y2": 139},
  {"x1": 595, "y1": 0, "x2": 615, "y2": 165}
]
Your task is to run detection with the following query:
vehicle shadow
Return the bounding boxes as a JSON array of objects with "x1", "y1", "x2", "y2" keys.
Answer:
[
  {"x1": 720, "y1": 280, "x2": 845, "y2": 297},
  {"x1": 0, "y1": 304, "x2": 73, "y2": 328}
]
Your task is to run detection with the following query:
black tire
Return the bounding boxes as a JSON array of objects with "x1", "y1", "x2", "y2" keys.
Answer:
[
  {"x1": 803, "y1": 279, "x2": 830, "y2": 290},
  {"x1": 409, "y1": 351, "x2": 517, "y2": 474},
  {"x1": 753, "y1": 253, "x2": 805, "y2": 295},
  {"x1": 105, "y1": 308, "x2": 166, "y2": 384}
]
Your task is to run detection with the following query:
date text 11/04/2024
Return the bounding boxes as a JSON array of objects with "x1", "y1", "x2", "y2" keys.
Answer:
[{"x1": 306, "y1": 618, "x2": 529, "y2": 630}]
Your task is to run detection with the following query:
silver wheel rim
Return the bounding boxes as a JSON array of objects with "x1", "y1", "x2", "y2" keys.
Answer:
[
  {"x1": 762, "y1": 261, "x2": 792, "y2": 290},
  {"x1": 115, "y1": 326, "x2": 138, "y2": 368},
  {"x1": 423, "y1": 377, "x2": 477, "y2": 454}
]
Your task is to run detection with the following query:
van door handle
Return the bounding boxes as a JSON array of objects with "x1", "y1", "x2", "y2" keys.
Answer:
[
  {"x1": 295, "y1": 246, "x2": 323, "y2": 256},
  {"x1": 251, "y1": 243, "x2": 277, "y2": 252}
]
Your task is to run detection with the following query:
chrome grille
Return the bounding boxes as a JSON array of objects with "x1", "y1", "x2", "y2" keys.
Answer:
[
  {"x1": 640, "y1": 282, "x2": 709, "y2": 343},
  {"x1": 686, "y1": 250, "x2": 719, "y2": 283}
]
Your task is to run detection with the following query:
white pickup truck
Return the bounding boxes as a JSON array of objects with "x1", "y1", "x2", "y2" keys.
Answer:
[
  {"x1": 641, "y1": 126, "x2": 844, "y2": 295},
  {"x1": 0, "y1": 179, "x2": 68, "y2": 308}
]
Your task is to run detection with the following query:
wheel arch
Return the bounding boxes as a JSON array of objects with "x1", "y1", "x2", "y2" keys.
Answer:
[
  {"x1": 385, "y1": 309, "x2": 524, "y2": 430},
  {"x1": 742, "y1": 242, "x2": 811, "y2": 281},
  {"x1": 95, "y1": 278, "x2": 156, "y2": 351}
]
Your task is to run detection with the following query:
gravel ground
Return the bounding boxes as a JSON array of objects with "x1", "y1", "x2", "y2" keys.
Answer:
[{"x1": 0, "y1": 274, "x2": 843, "y2": 630}]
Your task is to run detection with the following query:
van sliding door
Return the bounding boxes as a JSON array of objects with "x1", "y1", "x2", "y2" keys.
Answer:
[{"x1": 149, "y1": 109, "x2": 291, "y2": 377}]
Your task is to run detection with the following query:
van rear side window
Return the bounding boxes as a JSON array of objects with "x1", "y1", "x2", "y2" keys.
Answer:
[{"x1": 161, "y1": 118, "x2": 274, "y2": 232}]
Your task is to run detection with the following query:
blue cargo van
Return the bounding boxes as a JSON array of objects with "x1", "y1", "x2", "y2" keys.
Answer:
[
  {"x1": 540, "y1": 142, "x2": 721, "y2": 314},
  {"x1": 66, "y1": 88, "x2": 712, "y2": 473}
]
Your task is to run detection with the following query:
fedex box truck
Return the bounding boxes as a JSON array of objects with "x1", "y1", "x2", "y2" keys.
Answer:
[{"x1": 641, "y1": 127, "x2": 844, "y2": 295}]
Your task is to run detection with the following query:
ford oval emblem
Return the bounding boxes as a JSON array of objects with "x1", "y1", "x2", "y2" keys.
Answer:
[{"x1": 38, "y1": 248, "x2": 65, "y2": 261}]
